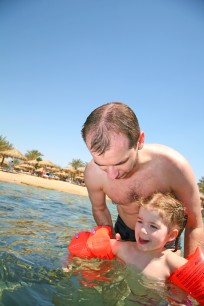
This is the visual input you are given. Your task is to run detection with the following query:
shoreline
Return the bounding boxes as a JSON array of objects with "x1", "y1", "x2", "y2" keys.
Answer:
[
  {"x1": 0, "y1": 170, "x2": 89, "y2": 197},
  {"x1": 0, "y1": 170, "x2": 202, "y2": 205}
]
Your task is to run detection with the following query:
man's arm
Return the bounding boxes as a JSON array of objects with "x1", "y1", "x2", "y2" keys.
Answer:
[
  {"x1": 84, "y1": 162, "x2": 114, "y2": 235},
  {"x1": 184, "y1": 224, "x2": 204, "y2": 257},
  {"x1": 88, "y1": 189, "x2": 115, "y2": 236},
  {"x1": 176, "y1": 181, "x2": 203, "y2": 257},
  {"x1": 170, "y1": 155, "x2": 204, "y2": 257}
]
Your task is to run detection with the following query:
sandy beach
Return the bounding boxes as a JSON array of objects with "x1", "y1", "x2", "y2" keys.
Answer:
[{"x1": 0, "y1": 170, "x2": 89, "y2": 197}]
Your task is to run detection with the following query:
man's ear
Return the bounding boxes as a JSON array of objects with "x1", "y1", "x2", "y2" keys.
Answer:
[
  {"x1": 138, "y1": 131, "x2": 145, "y2": 150},
  {"x1": 168, "y1": 229, "x2": 179, "y2": 242}
]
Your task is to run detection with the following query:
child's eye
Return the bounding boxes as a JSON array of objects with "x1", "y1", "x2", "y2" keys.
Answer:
[
  {"x1": 137, "y1": 220, "x2": 142, "y2": 224},
  {"x1": 150, "y1": 225, "x2": 158, "y2": 229}
]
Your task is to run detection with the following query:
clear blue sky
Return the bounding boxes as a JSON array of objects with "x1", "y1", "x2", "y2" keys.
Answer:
[{"x1": 0, "y1": 0, "x2": 203, "y2": 182}]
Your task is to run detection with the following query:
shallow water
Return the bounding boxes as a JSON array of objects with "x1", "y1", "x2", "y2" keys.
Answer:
[{"x1": 0, "y1": 182, "x2": 197, "y2": 305}]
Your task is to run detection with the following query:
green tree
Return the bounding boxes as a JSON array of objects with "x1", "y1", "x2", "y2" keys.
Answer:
[
  {"x1": 69, "y1": 158, "x2": 85, "y2": 170},
  {"x1": 12, "y1": 158, "x2": 21, "y2": 166},
  {"x1": 198, "y1": 176, "x2": 204, "y2": 194},
  {"x1": 25, "y1": 150, "x2": 43, "y2": 161},
  {"x1": 0, "y1": 135, "x2": 13, "y2": 152},
  {"x1": 36, "y1": 157, "x2": 43, "y2": 162}
]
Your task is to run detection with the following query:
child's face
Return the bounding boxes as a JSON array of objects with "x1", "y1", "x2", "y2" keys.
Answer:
[{"x1": 135, "y1": 207, "x2": 172, "y2": 251}]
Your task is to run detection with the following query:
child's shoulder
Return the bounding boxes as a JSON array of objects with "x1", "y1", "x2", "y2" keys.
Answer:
[
  {"x1": 110, "y1": 239, "x2": 135, "y2": 256},
  {"x1": 165, "y1": 249, "x2": 187, "y2": 271}
]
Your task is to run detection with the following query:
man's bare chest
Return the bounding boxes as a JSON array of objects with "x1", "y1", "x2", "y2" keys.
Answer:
[
  {"x1": 104, "y1": 179, "x2": 149, "y2": 206},
  {"x1": 103, "y1": 174, "x2": 169, "y2": 206}
]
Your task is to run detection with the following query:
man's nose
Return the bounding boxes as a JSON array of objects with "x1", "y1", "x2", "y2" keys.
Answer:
[{"x1": 106, "y1": 167, "x2": 119, "y2": 180}]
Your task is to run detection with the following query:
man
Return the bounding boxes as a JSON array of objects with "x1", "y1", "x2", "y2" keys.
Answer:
[{"x1": 81, "y1": 102, "x2": 203, "y2": 257}]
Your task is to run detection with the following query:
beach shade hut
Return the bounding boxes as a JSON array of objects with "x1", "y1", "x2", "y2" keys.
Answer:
[
  {"x1": 62, "y1": 166, "x2": 76, "y2": 174},
  {"x1": 58, "y1": 171, "x2": 68, "y2": 177},
  {"x1": 53, "y1": 171, "x2": 68, "y2": 180},
  {"x1": 0, "y1": 148, "x2": 27, "y2": 166},
  {"x1": 74, "y1": 167, "x2": 85, "y2": 180},
  {"x1": 25, "y1": 159, "x2": 39, "y2": 166},
  {"x1": 13, "y1": 164, "x2": 34, "y2": 172},
  {"x1": 76, "y1": 166, "x2": 85, "y2": 173},
  {"x1": 35, "y1": 167, "x2": 44, "y2": 173},
  {"x1": 18, "y1": 163, "x2": 35, "y2": 170},
  {"x1": 37, "y1": 160, "x2": 58, "y2": 169},
  {"x1": 49, "y1": 166, "x2": 61, "y2": 173},
  {"x1": 76, "y1": 166, "x2": 85, "y2": 176},
  {"x1": 62, "y1": 166, "x2": 77, "y2": 180},
  {"x1": 13, "y1": 165, "x2": 22, "y2": 170},
  {"x1": 0, "y1": 158, "x2": 9, "y2": 167}
]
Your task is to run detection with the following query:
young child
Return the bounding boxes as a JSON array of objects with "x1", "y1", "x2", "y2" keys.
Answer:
[
  {"x1": 69, "y1": 192, "x2": 187, "y2": 276},
  {"x1": 68, "y1": 192, "x2": 204, "y2": 304},
  {"x1": 109, "y1": 192, "x2": 187, "y2": 280}
]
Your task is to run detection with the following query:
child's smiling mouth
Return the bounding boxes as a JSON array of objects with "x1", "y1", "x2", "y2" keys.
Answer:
[{"x1": 138, "y1": 237, "x2": 149, "y2": 244}]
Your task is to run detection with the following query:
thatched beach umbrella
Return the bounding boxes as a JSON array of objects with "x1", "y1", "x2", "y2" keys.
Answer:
[
  {"x1": 37, "y1": 160, "x2": 57, "y2": 168},
  {"x1": 35, "y1": 167, "x2": 44, "y2": 173},
  {"x1": 17, "y1": 163, "x2": 35, "y2": 170},
  {"x1": 62, "y1": 166, "x2": 76, "y2": 173},
  {"x1": 75, "y1": 175, "x2": 84, "y2": 180},
  {"x1": 53, "y1": 171, "x2": 68, "y2": 179},
  {"x1": 0, "y1": 148, "x2": 26, "y2": 166},
  {"x1": 62, "y1": 166, "x2": 78, "y2": 180},
  {"x1": 14, "y1": 164, "x2": 34, "y2": 171},
  {"x1": 0, "y1": 158, "x2": 9, "y2": 167},
  {"x1": 77, "y1": 166, "x2": 85, "y2": 173},
  {"x1": 25, "y1": 159, "x2": 39, "y2": 166}
]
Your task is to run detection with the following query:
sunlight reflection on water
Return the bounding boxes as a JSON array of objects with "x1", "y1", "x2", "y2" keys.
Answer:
[{"x1": 0, "y1": 182, "x2": 197, "y2": 305}]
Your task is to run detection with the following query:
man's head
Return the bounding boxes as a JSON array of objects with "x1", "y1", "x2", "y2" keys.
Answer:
[
  {"x1": 81, "y1": 102, "x2": 141, "y2": 155},
  {"x1": 81, "y1": 102, "x2": 144, "y2": 179}
]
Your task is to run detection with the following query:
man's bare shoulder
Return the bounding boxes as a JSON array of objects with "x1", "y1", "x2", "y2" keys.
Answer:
[
  {"x1": 144, "y1": 144, "x2": 191, "y2": 170},
  {"x1": 85, "y1": 160, "x2": 102, "y2": 176},
  {"x1": 84, "y1": 160, "x2": 105, "y2": 188},
  {"x1": 145, "y1": 144, "x2": 186, "y2": 159},
  {"x1": 142, "y1": 144, "x2": 197, "y2": 193}
]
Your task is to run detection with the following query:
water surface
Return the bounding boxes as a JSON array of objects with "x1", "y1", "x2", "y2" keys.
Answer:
[{"x1": 0, "y1": 182, "x2": 197, "y2": 305}]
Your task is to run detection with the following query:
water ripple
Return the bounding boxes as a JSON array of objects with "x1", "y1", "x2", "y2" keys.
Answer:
[{"x1": 0, "y1": 181, "x2": 195, "y2": 306}]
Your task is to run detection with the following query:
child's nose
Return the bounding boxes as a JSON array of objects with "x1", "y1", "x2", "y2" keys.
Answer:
[{"x1": 141, "y1": 227, "x2": 148, "y2": 235}]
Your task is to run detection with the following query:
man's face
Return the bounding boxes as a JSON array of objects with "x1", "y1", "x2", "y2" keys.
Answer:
[{"x1": 87, "y1": 133, "x2": 139, "y2": 180}]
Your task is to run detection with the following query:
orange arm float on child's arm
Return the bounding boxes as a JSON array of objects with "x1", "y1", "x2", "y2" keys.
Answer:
[
  {"x1": 68, "y1": 226, "x2": 115, "y2": 260},
  {"x1": 68, "y1": 231, "x2": 93, "y2": 258},
  {"x1": 168, "y1": 246, "x2": 204, "y2": 304}
]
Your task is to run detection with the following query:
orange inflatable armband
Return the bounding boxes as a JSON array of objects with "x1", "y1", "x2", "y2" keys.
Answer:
[
  {"x1": 68, "y1": 231, "x2": 93, "y2": 259},
  {"x1": 87, "y1": 226, "x2": 115, "y2": 260},
  {"x1": 68, "y1": 226, "x2": 115, "y2": 260},
  {"x1": 169, "y1": 246, "x2": 204, "y2": 304}
]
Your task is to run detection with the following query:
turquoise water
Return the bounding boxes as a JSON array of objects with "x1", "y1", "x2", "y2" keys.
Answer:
[{"x1": 0, "y1": 182, "x2": 197, "y2": 305}]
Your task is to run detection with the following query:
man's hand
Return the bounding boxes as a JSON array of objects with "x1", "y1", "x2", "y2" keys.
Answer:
[{"x1": 115, "y1": 233, "x2": 122, "y2": 241}]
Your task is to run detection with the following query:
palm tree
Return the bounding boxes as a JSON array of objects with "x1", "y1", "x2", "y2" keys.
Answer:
[
  {"x1": 69, "y1": 158, "x2": 85, "y2": 170},
  {"x1": 0, "y1": 135, "x2": 13, "y2": 152},
  {"x1": 198, "y1": 177, "x2": 204, "y2": 194},
  {"x1": 25, "y1": 150, "x2": 43, "y2": 161}
]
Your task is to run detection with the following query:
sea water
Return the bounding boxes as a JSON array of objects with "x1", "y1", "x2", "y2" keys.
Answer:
[{"x1": 0, "y1": 181, "x2": 198, "y2": 305}]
